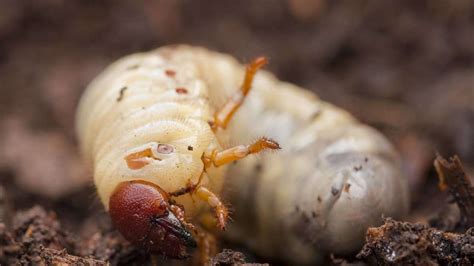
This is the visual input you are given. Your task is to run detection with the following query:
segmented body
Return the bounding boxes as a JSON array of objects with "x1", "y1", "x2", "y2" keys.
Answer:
[{"x1": 76, "y1": 45, "x2": 409, "y2": 264}]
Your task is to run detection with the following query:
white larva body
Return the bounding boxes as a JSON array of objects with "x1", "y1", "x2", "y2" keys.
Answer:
[{"x1": 76, "y1": 45, "x2": 409, "y2": 264}]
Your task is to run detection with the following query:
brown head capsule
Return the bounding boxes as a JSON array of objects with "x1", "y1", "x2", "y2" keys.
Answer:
[{"x1": 109, "y1": 180, "x2": 196, "y2": 259}]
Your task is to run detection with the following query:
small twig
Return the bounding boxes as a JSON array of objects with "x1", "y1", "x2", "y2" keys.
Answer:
[{"x1": 434, "y1": 154, "x2": 474, "y2": 227}]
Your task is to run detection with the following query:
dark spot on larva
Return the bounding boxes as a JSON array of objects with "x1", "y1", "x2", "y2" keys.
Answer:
[
  {"x1": 354, "y1": 165, "x2": 362, "y2": 171},
  {"x1": 310, "y1": 110, "x2": 321, "y2": 120},
  {"x1": 301, "y1": 212, "x2": 310, "y2": 224},
  {"x1": 208, "y1": 120, "x2": 215, "y2": 128},
  {"x1": 311, "y1": 211, "x2": 318, "y2": 218},
  {"x1": 175, "y1": 87, "x2": 188, "y2": 94},
  {"x1": 187, "y1": 146, "x2": 193, "y2": 151},
  {"x1": 254, "y1": 163, "x2": 263, "y2": 173},
  {"x1": 317, "y1": 196, "x2": 322, "y2": 203},
  {"x1": 331, "y1": 187, "x2": 340, "y2": 196},
  {"x1": 165, "y1": 69, "x2": 176, "y2": 77},
  {"x1": 344, "y1": 183, "x2": 351, "y2": 193},
  {"x1": 116, "y1": 86, "x2": 127, "y2": 102},
  {"x1": 126, "y1": 64, "x2": 139, "y2": 70},
  {"x1": 364, "y1": 157, "x2": 369, "y2": 163}
]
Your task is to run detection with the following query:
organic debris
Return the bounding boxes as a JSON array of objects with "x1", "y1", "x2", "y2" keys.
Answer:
[
  {"x1": 434, "y1": 155, "x2": 474, "y2": 228},
  {"x1": 357, "y1": 218, "x2": 474, "y2": 265},
  {"x1": 210, "y1": 249, "x2": 268, "y2": 266},
  {"x1": 0, "y1": 206, "x2": 105, "y2": 265}
]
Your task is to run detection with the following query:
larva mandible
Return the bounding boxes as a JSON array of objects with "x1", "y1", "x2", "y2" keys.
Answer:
[{"x1": 76, "y1": 45, "x2": 409, "y2": 263}]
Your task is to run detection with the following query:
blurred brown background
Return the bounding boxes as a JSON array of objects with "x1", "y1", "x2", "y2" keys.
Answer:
[{"x1": 0, "y1": 0, "x2": 473, "y2": 263}]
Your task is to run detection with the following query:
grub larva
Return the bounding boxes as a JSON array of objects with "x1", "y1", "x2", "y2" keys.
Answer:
[{"x1": 76, "y1": 45, "x2": 409, "y2": 263}]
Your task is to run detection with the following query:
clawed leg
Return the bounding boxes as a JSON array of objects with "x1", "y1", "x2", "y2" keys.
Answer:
[
  {"x1": 195, "y1": 187, "x2": 229, "y2": 230},
  {"x1": 170, "y1": 182, "x2": 229, "y2": 231},
  {"x1": 202, "y1": 137, "x2": 280, "y2": 168},
  {"x1": 211, "y1": 57, "x2": 268, "y2": 131},
  {"x1": 172, "y1": 137, "x2": 280, "y2": 230},
  {"x1": 170, "y1": 136, "x2": 280, "y2": 230}
]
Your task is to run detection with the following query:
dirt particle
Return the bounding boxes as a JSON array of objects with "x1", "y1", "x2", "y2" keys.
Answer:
[
  {"x1": 187, "y1": 145, "x2": 193, "y2": 151},
  {"x1": 354, "y1": 165, "x2": 362, "y2": 171},
  {"x1": 311, "y1": 211, "x2": 318, "y2": 218},
  {"x1": 301, "y1": 212, "x2": 310, "y2": 224},
  {"x1": 317, "y1": 196, "x2": 322, "y2": 203},
  {"x1": 310, "y1": 109, "x2": 321, "y2": 120},
  {"x1": 210, "y1": 249, "x2": 251, "y2": 265},
  {"x1": 116, "y1": 86, "x2": 127, "y2": 102},
  {"x1": 254, "y1": 163, "x2": 263, "y2": 173},
  {"x1": 331, "y1": 187, "x2": 340, "y2": 196},
  {"x1": 175, "y1": 87, "x2": 188, "y2": 94},
  {"x1": 357, "y1": 218, "x2": 474, "y2": 265},
  {"x1": 0, "y1": 206, "x2": 107, "y2": 265},
  {"x1": 126, "y1": 64, "x2": 139, "y2": 70},
  {"x1": 344, "y1": 183, "x2": 351, "y2": 193}
]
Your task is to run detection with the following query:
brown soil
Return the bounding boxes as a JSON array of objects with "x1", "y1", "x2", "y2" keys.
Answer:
[
  {"x1": 0, "y1": 1, "x2": 473, "y2": 265},
  {"x1": 357, "y1": 218, "x2": 474, "y2": 265}
]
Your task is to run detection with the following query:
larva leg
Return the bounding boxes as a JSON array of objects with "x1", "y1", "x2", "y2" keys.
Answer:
[
  {"x1": 195, "y1": 186, "x2": 229, "y2": 230},
  {"x1": 171, "y1": 183, "x2": 229, "y2": 230},
  {"x1": 171, "y1": 183, "x2": 228, "y2": 231},
  {"x1": 202, "y1": 137, "x2": 280, "y2": 168},
  {"x1": 211, "y1": 57, "x2": 268, "y2": 131}
]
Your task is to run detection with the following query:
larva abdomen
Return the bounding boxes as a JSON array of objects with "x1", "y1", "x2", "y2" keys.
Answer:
[
  {"x1": 76, "y1": 45, "x2": 409, "y2": 263},
  {"x1": 220, "y1": 59, "x2": 409, "y2": 263}
]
